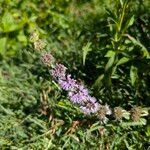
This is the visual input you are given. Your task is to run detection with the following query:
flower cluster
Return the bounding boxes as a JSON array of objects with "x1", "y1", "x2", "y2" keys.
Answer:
[
  {"x1": 50, "y1": 63, "x2": 67, "y2": 80},
  {"x1": 97, "y1": 105, "x2": 112, "y2": 124},
  {"x1": 41, "y1": 53, "x2": 148, "y2": 124},
  {"x1": 49, "y1": 63, "x2": 101, "y2": 115},
  {"x1": 30, "y1": 32, "x2": 46, "y2": 51}
]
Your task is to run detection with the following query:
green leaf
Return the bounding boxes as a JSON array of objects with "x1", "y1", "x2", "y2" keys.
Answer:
[
  {"x1": 2, "y1": 12, "x2": 25, "y2": 32},
  {"x1": 146, "y1": 125, "x2": 150, "y2": 137},
  {"x1": 105, "y1": 53, "x2": 116, "y2": 71},
  {"x1": 82, "y1": 42, "x2": 92, "y2": 66},
  {"x1": 122, "y1": 16, "x2": 134, "y2": 33},
  {"x1": 69, "y1": 134, "x2": 79, "y2": 142},
  {"x1": 105, "y1": 50, "x2": 115, "y2": 57},
  {"x1": 119, "y1": 0, "x2": 123, "y2": 6},
  {"x1": 116, "y1": 57, "x2": 130, "y2": 66},
  {"x1": 120, "y1": 118, "x2": 147, "y2": 127},
  {"x1": 123, "y1": 111, "x2": 130, "y2": 120},
  {"x1": 130, "y1": 65, "x2": 138, "y2": 86},
  {"x1": 17, "y1": 31, "x2": 27, "y2": 45},
  {"x1": 127, "y1": 15, "x2": 135, "y2": 27},
  {"x1": 2, "y1": 12, "x2": 17, "y2": 32},
  {"x1": 89, "y1": 122, "x2": 101, "y2": 132},
  {"x1": 141, "y1": 108, "x2": 149, "y2": 116},
  {"x1": 92, "y1": 74, "x2": 104, "y2": 90},
  {"x1": 0, "y1": 37, "x2": 7, "y2": 56},
  {"x1": 125, "y1": 34, "x2": 149, "y2": 58}
]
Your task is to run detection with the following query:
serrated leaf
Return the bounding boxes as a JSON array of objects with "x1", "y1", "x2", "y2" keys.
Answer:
[
  {"x1": 140, "y1": 118, "x2": 147, "y2": 125},
  {"x1": 127, "y1": 15, "x2": 135, "y2": 27},
  {"x1": 2, "y1": 12, "x2": 17, "y2": 32}
]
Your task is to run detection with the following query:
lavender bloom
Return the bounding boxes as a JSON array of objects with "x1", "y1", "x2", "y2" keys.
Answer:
[
  {"x1": 58, "y1": 75, "x2": 78, "y2": 91},
  {"x1": 68, "y1": 84, "x2": 89, "y2": 104},
  {"x1": 68, "y1": 90, "x2": 87, "y2": 104},
  {"x1": 50, "y1": 63, "x2": 67, "y2": 79},
  {"x1": 49, "y1": 61, "x2": 102, "y2": 115},
  {"x1": 80, "y1": 97, "x2": 100, "y2": 114},
  {"x1": 78, "y1": 85, "x2": 89, "y2": 96}
]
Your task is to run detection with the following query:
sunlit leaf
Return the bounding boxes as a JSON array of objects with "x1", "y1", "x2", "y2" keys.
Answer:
[
  {"x1": 117, "y1": 57, "x2": 130, "y2": 66},
  {"x1": 122, "y1": 15, "x2": 134, "y2": 33},
  {"x1": 82, "y1": 42, "x2": 92, "y2": 66},
  {"x1": 120, "y1": 118, "x2": 147, "y2": 127},
  {"x1": 105, "y1": 50, "x2": 115, "y2": 57}
]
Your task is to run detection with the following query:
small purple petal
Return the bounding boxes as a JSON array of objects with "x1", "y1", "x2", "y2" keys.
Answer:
[
  {"x1": 58, "y1": 75, "x2": 78, "y2": 91},
  {"x1": 80, "y1": 101, "x2": 100, "y2": 114},
  {"x1": 50, "y1": 63, "x2": 67, "y2": 79},
  {"x1": 48, "y1": 61, "x2": 102, "y2": 116},
  {"x1": 68, "y1": 91, "x2": 88, "y2": 104}
]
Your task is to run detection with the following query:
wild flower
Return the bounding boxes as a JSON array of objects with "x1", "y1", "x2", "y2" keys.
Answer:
[
  {"x1": 80, "y1": 97, "x2": 100, "y2": 114},
  {"x1": 114, "y1": 107, "x2": 125, "y2": 121},
  {"x1": 34, "y1": 40, "x2": 46, "y2": 51},
  {"x1": 131, "y1": 106, "x2": 141, "y2": 122},
  {"x1": 30, "y1": 32, "x2": 39, "y2": 43},
  {"x1": 97, "y1": 105, "x2": 112, "y2": 124},
  {"x1": 41, "y1": 53, "x2": 116, "y2": 122},
  {"x1": 49, "y1": 59, "x2": 101, "y2": 115},
  {"x1": 58, "y1": 75, "x2": 78, "y2": 91},
  {"x1": 68, "y1": 84, "x2": 89, "y2": 104},
  {"x1": 50, "y1": 63, "x2": 67, "y2": 80},
  {"x1": 41, "y1": 53, "x2": 147, "y2": 125},
  {"x1": 30, "y1": 32, "x2": 46, "y2": 51}
]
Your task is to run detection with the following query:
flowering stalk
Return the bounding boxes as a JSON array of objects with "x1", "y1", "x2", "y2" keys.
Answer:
[
  {"x1": 50, "y1": 63, "x2": 101, "y2": 115},
  {"x1": 31, "y1": 32, "x2": 148, "y2": 124},
  {"x1": 41, "y1": 52, "x2": 148, "y2": 124}
]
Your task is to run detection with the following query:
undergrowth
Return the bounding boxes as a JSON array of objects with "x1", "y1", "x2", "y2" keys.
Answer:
[{"x1": 0, "y1": 0, "x2": 150, "y2": 149}]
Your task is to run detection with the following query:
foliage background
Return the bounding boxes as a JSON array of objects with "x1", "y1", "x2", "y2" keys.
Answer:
[{"x1": 0, "y1": 0, "x2": 150, "y2": 149}]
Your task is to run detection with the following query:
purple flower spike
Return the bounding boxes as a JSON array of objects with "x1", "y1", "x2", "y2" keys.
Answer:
[
  {"x1": 68, "y1": 91, "x2": 87, "y2": 104},
  {"x1": 80, "y1": 99, "x2": 100, "y2": 114},
  {"x1": 58, "y1": 75, "x2": 78, "y2": 91},
  {"x1": 48, "y1": 60, "x2": 102, "y2": 116},
  {"x1": 78, "y1": 85, "x2": 89, "y2": 96},
  {"x1": 50, "y1": 63, "x2": 67, "y2": 79},
  {"x1": 68, "y1": 84, "x2": 89, "y2": 104}
]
